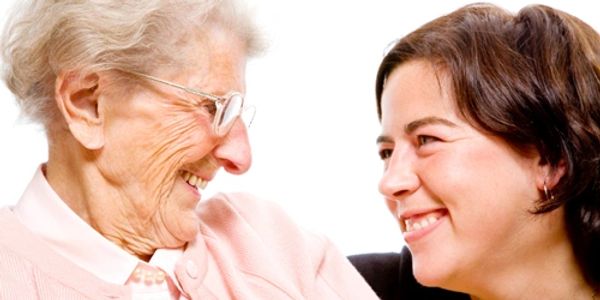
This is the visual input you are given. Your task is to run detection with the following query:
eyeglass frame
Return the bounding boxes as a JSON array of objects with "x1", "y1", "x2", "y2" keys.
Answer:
[{"x1": 122, "y1": 70, "x2": 247, "y2": 137}]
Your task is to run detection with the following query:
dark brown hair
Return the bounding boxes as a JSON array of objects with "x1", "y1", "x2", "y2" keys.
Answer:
[{"x1": 375, "y1": 3, "x2": 600, "y2": 288}]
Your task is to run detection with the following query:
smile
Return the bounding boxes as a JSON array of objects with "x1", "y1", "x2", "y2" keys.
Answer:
[
  {"x1": 402, "y1": 210, "x2": 445, "y2": 233},
  {"x1": 398, "y1": 209, "x2": 448, "y2": 243},
  {"x1": 181, "y1": 170, "x2": 209, "y2": 190}
]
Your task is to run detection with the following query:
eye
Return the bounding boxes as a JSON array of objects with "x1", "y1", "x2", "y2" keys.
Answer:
[
  {"x1": 379, "y1": 148, "x2": 393, "y2": 160},
  {"x1": 199, "y1": 100, "x2": 217, "y2": 116},
  {"x1": 416, "y1": 135, "x2": 440, "y2": 147}
]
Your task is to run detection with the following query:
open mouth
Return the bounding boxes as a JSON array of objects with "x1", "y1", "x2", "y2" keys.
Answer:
[
  {"x1": 181, "y1": 170, "x2": 208, "y2": 190},
  {"x1": 401, "y1": 209, "x2": 447, "y2": 233}
]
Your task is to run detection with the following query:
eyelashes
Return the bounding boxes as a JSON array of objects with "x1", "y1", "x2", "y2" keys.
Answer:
[
  {"x1": 199, "y1": 100, "x2": 217, "y2": 116},
  {"x1": 378, "y1": 135, "x2": 442, "y2": 161},
  {"x1": 379, "y1": 148, "x2": 393, "y2": 160},
  {"x1": 416, "y1": 135, "x2": 440, "y2": 147}
]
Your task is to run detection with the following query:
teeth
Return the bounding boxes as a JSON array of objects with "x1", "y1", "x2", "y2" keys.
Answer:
[
  {"x1": 403, "y1": 213, "x2": 441, "y2": 233},
  {"x1": 199, "y1": 180, "x2": 208, "y2": 189},
  {"x1": 181, "y1": 171, "x2": 208, "y2": 190},
  {"x1": 189, "y1": 175, "x2": 198, "y2": 186}
]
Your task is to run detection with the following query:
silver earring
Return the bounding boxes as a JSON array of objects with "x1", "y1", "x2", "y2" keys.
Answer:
[{"x1": 543, "y1": 180, "x2": 555, "y2": 201}]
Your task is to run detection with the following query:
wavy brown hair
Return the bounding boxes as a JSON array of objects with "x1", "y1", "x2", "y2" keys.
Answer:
[{"x1": 375, "y1": 3, "x2": 600, "y2": 288}]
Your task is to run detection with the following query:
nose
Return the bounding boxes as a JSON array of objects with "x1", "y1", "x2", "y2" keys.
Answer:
[
  {"x1": 212, "y1": 119, "x2": 252, "y2": 174},
  {"x1": 378, "y1": 145, "x2": 420, "y2": 200}
]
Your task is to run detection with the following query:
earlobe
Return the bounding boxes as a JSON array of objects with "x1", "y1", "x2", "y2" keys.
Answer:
[
  {"x1": 55, "y1": 71, "x2": 105, "y2": 150},
  {"x1": 536, "y1": 158, "x2": 566, "y2": 191}
]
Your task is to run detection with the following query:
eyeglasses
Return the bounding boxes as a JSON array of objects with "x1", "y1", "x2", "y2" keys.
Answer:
[{"x1": 125, "y1": 70, "x2": 252, "y2": 137}]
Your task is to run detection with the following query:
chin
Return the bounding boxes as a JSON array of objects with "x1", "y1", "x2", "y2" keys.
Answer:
[
  {"x1": 173, "y1": 211, "x2": 202, "y2": 243},
  {"x1": 411, "y1": 253, "x2": 454, "y2": 288},
  {"x1": 413, "y1": 270, "x2": 446, "y2": 288},
  {"x1": 154, "y1": 209, "x2": 201, "y2": 249}
]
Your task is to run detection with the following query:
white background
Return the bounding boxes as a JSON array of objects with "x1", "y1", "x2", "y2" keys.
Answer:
[{"x1": 1, "y1": 1, "x2": 597, "y2": 255}]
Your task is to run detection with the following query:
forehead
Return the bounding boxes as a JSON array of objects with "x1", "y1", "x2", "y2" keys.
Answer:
[
  {"x1": 380, "y1": 60, "x2": 456, "y2": 126},
  {"x1": 173, "y1": 26, "x2": 248, "y2": 94}
]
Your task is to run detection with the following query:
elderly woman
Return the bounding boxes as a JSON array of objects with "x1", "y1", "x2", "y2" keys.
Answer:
[
  {"x1": 350, "y1": 3, "x2": 600, "y2": 300},
  {"x1": 0, "y1": 1, "x2": 377, "y2": 299}
]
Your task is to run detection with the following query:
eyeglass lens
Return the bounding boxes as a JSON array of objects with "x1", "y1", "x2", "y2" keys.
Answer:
[{"x1": 216, "y1": 93, "x2": 244, "y2": 135}]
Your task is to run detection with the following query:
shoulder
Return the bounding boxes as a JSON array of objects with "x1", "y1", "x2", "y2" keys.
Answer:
[
  {"x1": 0, "y1": 208, "x2": 66, "y2": 294},
  {"x1": 0, "y1": 207, "x2": 35, "y2": 255},
  {"x1": 0, "y1": 207, "x2": 127, "y2": 298},
  {"x1": 197, "y1": 192, "x2": 324, "y2": 245},
  {"x1": 195, "y1": 193, "x2": 322, "y2": 289},
  {"x1": 195, "y1": 193, "x2": 378, "y2": 299},
  {"x1": 198, "y1": 192, "x2": 295, "y2": 222},
  {"x1": 348, "y1": 250, "x2": 408, "y2": 300},
  {"x1": 0, "y1": 207, "x2": 57, "y2": 264},
  {"x1": 198, "y1": 192, "x2": 292, "y2": 221},
  {"x1": 0, "y1": 207, "x2": 32, "y2": 264},
  {"x1": 197, "y1": 192, "x2": 328, "y2": 260},
  {"x1": 348, "y1": 247, "x2": 470, "y2": 300}
]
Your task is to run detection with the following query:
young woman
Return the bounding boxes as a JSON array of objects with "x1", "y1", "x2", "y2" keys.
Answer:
[{"x1": 351, "y1": 3, "x2": 600, "y2": 299}]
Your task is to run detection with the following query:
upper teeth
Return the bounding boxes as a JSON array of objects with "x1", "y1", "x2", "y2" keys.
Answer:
[
  {"x1": 403, "y1": 214, "x2": 440, "y2": 232},
  {"x1": 182, "y1": 171, "x2": 208, "y2": 190}
]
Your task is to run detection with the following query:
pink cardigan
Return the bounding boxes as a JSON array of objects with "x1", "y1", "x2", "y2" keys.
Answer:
[{"x1": 0, "y1": 193, "x2": 377, "y2": 299}]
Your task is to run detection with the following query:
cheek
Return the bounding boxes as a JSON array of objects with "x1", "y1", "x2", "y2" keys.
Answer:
[
  {"x1": 113, "y1": 120, "x2": 186, "y2": 165},
  {"x1": 140, "y1": 115, "x2": 214, "y2": 180},
  {"x1": 416, "y1": 150, "x2": 477, "y2": 204},
  {"x1": 418, "y1": 142, "x2": 536, "y2": 232},
  {"x1": 102, "y1": 111, "x2": 214, "y2": 186}
]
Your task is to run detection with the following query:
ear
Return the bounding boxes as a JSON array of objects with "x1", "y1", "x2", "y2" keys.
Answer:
[
  {"x1": 535, "y1": 157, "x2": 566, "y2": 191},
  {"x1": 55, "y1": 71, "x2": 105, "y2": 150}
]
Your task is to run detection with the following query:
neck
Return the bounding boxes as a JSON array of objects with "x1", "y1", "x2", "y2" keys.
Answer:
[
  {"x1": 45, "y1": 130, "x2": 158, "y2": 261},
  {"x1": 461, "y1": 218, "x2": 593, "y2": 300},
  {"x1": 469, "y1": 271, "x2": 593, "y2": 300}
]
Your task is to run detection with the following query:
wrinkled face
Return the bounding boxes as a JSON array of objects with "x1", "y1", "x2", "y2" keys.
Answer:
[
  {"x1": 377, "y1": 60, "x2": 563, "y2": 291},
  {"x1": 97, "y1": 27, "x2": 251, "y2": 249}
]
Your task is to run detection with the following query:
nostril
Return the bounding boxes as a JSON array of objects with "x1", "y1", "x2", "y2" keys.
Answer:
[
  {"x1": 393, "y1": 190, "x2": 405, "y2": 198},
  {"x1": 221, "y1": 160, "x2": 242, "y2": 174},
  {"x1": 218, "y1": 154, "x2": 252, "y2": 175}
]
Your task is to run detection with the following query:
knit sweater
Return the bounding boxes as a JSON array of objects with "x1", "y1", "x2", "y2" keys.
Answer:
[{"x1": 0, "y1": 192, "x2": 377, "y2": 299}]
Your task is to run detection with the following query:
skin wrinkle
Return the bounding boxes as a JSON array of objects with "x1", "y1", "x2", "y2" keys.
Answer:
[
  {"x1": 85, "y1": 37, "x2": 243, "y2": 258},
  {"x1": 123, "y1": 112, "x2": 208, "y2": 254},
  {"x1": 139, "y1": 33, "x2": 242, "y2": 260},
  {"x1": 127, "y1": 69, "x2": 237, "y2": 255},
  {"x1": 1, "y1": 0, "x2": 262, "y2": 269},
  {"x1": 148, "y1": 135, "x2": 197, "y2": 227},
  {"x1": 98, "y1": 112, "x2": 203, "y2": 256}
]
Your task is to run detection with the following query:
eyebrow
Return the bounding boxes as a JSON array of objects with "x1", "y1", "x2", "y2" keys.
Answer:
[
  {"x1": 376, "y1": 116, "x2": 457, "y2": 144},
  {"x1": 376, "y1": 135, "x2": 393, "y2": 144},
  {"x1": 405, "y1": 116, "x2": 457, "y2": 134}
]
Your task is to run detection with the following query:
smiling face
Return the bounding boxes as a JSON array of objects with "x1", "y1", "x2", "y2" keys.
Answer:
[
  {"x1": 377, "y1": 60, "x2": 567, "y2": 292},
  {"x1": 92, "y1": 27, "x2": 251, "y2": 253}
]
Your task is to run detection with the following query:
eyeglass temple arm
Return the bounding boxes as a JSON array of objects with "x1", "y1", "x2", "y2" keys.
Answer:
[{"x1": 125, "y1": 70, "x2": 221, "y2": 102}]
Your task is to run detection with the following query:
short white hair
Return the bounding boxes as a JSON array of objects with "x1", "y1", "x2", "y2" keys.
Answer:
[{"x1": 2, "y1": 0, "x2": 263, "y2": 127}]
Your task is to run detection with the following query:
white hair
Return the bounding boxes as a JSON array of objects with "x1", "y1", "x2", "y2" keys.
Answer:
[{"x1": 2, "y1": 0, "x2": 263, "y2": 127}]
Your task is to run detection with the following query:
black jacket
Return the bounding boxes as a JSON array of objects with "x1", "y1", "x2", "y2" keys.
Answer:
[{"x1": 349, "y1": 247, "x2": 470, "y2": 300}]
